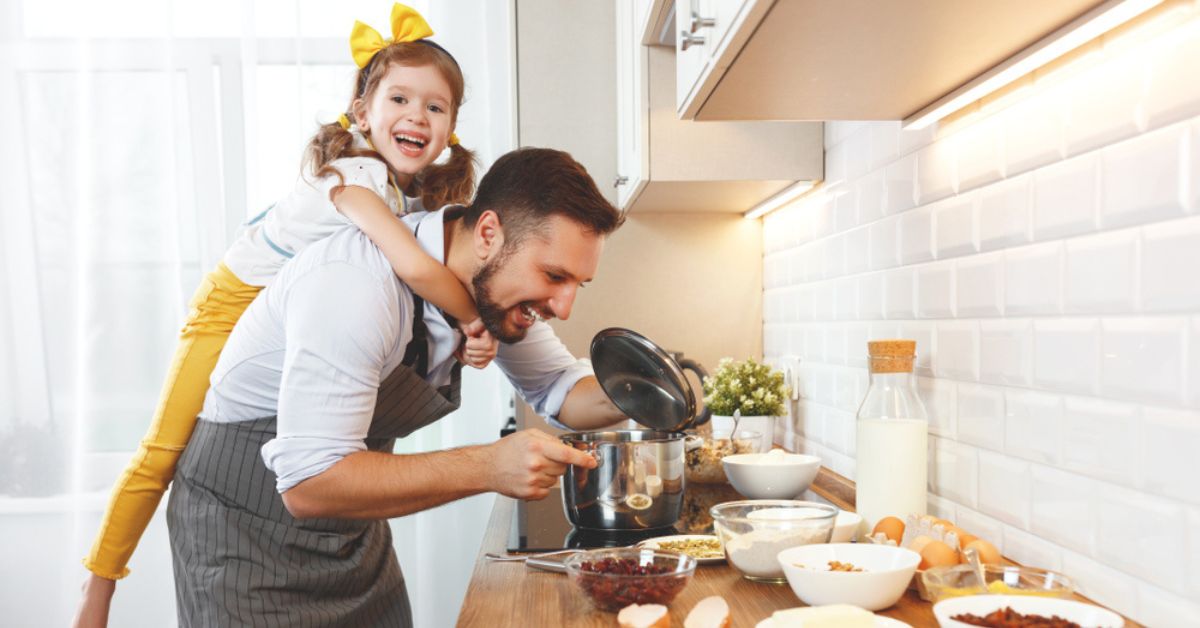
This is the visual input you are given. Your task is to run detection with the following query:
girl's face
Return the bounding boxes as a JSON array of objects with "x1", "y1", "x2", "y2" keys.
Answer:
[{"x1": 353, "y1": 63, "x2": 455, "y2": 186}]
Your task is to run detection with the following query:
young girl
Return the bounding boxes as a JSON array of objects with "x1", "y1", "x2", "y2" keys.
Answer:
[{"x1": 73, "y1": 4, "x2": 490, "y2": 625}]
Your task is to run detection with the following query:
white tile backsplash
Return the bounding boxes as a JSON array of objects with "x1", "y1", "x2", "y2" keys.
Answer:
[{"x1": 771, "y1": 19, "x2": 1200, "y2": 624}]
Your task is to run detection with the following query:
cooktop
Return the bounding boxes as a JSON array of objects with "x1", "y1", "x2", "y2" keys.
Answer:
[{"x1": 506, "y1": 487, "x2": 678, "y2": 553}]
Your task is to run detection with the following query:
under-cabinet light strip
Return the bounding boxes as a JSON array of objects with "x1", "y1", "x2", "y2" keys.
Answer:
[
  {"x1": 902, "y1": 0, "x2": 1163, "y2": 130},
  {"x1": 743, "y1": 180, "x2": 818, "y2": 220}
]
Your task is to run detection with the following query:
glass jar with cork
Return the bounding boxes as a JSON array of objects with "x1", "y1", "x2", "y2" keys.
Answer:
[{"x1": 854, "y1": 340, "x2": 929, "y2": 531}]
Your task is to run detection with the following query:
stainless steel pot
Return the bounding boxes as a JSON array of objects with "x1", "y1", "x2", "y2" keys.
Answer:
[{"x1": 560, "y1": 430, "x2": 685, "y2": 530}]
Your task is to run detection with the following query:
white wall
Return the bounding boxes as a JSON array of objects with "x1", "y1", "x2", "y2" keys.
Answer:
[{"x1": 764, "y1": 6, "x2": 1200, "y2": 625}]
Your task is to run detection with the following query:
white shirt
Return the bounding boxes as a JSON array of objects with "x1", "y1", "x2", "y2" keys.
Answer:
[
  {"x1": 200, "y1": 208, "x2": 594, "y2": 493},
  {"x1": 222, "y1": 128, "x2": 418, "y2": 286}
]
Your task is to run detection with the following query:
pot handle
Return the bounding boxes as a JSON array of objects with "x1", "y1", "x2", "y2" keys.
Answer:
[{"x1": 677, "y1": 358, "x2": 712, "y2": 427}]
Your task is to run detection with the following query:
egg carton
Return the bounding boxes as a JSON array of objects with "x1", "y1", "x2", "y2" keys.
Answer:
[{"x1": 861, "y1": 513, "x2": 961, "y2": 550}]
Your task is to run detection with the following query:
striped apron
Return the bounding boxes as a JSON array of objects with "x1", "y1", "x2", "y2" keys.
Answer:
[{"x1": 167, "y1": 294, "x2": 462, "y2": 627}]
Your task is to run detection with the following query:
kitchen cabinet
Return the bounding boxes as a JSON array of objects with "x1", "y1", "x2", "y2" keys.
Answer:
[
  {"x1": 672, "y1": 0, "x2": 1108, "y2": 121},
  {"x1": 616, "y1": 0, "x2": 822, "y2": 213}
]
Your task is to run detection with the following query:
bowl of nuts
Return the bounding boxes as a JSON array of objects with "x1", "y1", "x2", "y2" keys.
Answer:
[
  {"x1": 777, "y1": 543, "x2": 920, "y2": 611},
  {"x1": 562, "y1": 547, "x2": 696, "y2": 612}
]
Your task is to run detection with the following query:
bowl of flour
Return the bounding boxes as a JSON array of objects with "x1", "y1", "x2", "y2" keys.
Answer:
[{"x1": 709, "y1": 501, "x2": 837, "y2": 582}]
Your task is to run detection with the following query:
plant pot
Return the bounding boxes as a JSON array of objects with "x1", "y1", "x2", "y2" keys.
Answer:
[{"x1": 710, "y1": 415, "x2": 776, "y2": 452}]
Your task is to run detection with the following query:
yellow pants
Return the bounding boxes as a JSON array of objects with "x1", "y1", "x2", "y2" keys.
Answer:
[{"x1": 83, "y1": 263, "x2": 261, "y2": 579}]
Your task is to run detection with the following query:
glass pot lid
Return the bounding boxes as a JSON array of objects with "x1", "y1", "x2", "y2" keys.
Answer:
[{"x1": 589, "y1": 327, "x2": 711, "y2": 432}]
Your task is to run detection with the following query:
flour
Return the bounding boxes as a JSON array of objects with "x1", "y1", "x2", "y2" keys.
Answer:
[{"x1": 723, "y1": 525, "x2": 830, "y2": 579}]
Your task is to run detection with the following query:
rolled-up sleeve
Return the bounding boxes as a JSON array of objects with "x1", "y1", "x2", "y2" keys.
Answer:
[
  {"x1": 260, "y1": 261, "x2": 403, "y2": 493},
  {"x1": 494, "y1": 321, "x2": 594, "y2": 430}
]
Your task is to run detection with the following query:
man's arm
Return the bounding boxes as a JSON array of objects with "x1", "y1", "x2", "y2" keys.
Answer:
[
  {"x1": 281, "y1": 429, "x2": 595, "y2": 520},
  {"x1": 556, "y1": 376, "x2": 626, "y2": 431}
]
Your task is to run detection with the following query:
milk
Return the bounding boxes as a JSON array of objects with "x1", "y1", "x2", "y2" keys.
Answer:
[{"x1": 855, "y1": 417, "x2": 927, "y2": 530}]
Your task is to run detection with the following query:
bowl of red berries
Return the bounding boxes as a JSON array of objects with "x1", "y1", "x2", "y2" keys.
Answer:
[{"x1": 562, "y1": 547, "x2": 697, "y2": 612}]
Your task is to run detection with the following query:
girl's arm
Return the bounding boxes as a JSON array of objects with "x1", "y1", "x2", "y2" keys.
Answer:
[{"x1": 332, "y1": 185, "x2": 479, "y2": 324}]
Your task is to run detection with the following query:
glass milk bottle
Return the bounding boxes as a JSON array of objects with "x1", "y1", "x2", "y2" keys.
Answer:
[{"x1": 855, "y1": 339, "x2": 929, "y2": 530}]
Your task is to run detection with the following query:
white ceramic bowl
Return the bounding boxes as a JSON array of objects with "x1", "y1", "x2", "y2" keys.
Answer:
[
  {"x1": 933, "y1": 595, "x2": 1125, "y2": 627},
  {"x1": 722, "y1": 451, "x2": 821, "y2": 499},
  {"x1": 830, "y1": 510, "x2": 863, "y2": 543},
  {"x1": 776, "y1": 543, "x2": 921, "y2": 611}
]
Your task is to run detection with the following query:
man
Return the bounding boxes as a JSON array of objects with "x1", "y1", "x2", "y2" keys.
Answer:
[{"x1": 166, "y1": 148, "x2": 626, "y2": 626}]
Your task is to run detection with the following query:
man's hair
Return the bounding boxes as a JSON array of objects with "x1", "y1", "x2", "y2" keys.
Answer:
[{"x1": 462, "y1": 148, "x2": 623, "y2": 246}]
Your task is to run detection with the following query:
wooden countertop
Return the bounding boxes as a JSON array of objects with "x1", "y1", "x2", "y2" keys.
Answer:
[{"x1": 457, "y1": 467, "x2": 1139, "y2": 627}]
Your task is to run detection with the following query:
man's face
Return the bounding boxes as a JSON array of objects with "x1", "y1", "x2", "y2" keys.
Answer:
[{"x1": 471, "y1": 214, "x2": 604, "y2": 343}]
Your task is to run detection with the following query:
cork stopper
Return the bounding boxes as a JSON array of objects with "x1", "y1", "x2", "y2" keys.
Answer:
[{"x1": 867, "y1": 339, "x2": 917, "y2": 373}]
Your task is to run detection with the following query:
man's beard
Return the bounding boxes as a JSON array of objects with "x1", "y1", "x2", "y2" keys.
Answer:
[{"x1": 471, "y1": 247, "x2": 529, "y2": 344}]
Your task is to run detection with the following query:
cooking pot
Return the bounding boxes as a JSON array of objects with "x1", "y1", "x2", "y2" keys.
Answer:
[{"x1": 560, "y1": 328, "x2": 711, "y2": 530}]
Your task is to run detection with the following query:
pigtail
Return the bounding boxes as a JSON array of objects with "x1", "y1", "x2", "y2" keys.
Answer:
[
  {"x1": 303, "y1": 119, "x2": 382, "y2": 191},
  {"x1": 417, "y1": 142, "x2": 478, "y2": 209}
]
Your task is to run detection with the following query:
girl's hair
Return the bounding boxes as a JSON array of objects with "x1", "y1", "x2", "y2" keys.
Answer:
[{"x1": 304, "y1": 41, "x2": 477, "y2": 210}]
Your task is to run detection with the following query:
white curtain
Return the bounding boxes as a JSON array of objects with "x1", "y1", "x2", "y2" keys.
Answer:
[{"x1": 0, "y1": 1, "x2": 515, "y2": 626}]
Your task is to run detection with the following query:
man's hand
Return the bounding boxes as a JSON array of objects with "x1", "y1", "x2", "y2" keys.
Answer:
[
  {"x1": 485, "y1": 429, "x2": 597, "y2": 500},
  {"x1": 456, "y1": 318, "x2": 498, "y2": 369},
  {"x1": 72, "y1": 573, "x2": 115, "y2": 628}
]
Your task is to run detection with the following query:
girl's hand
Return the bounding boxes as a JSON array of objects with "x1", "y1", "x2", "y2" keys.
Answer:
[
  {"x1": 72, "y1": 574, "x2": 115, "y2": 628},
  {"x1": 456, "y1": 318, "x2": 498, "y2": 369}
]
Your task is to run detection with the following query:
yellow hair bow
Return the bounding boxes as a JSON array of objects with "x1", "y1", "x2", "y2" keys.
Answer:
[
  {"x1": 448, "y1": 133, "x2": 459, "y2": 146},
  {"x1": 350, "y1": 3, "x2": 435, "y2": 69}
]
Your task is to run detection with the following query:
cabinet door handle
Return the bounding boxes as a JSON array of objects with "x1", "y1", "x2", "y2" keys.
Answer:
[
  {"x1": 690, "y1": 11, "x2": 715, "y2": 33},
  {"x1": 679, "y1": 31, "x2": 706, "y2": 51},
  {"x1": 613, "y1": 175, "x2": 629, "y2": 188}
]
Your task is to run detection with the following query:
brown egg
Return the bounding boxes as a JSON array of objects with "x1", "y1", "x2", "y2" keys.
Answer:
[
  {"x1": 873, "y1": 516, "x2": 905, "y2": 543},
  {"x1": 919, "y1": 540, "x2": 959, "y2": 570},
  {"x1": 957, "y1": 533, "x2": 979, "y2": 550},
  {"x1": 933, "y1": 518, "x2": 954, "y2": 529},
  {"x1": 965, "y1": 539, "x2": 1002, "y2": 565},
  {"x1": 907, "y1": 535, "x2": 934, "y2": 554}
]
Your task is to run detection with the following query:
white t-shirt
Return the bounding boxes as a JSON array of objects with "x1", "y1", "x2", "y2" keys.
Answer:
[
  {"x1": 222, "y1": 128, "x2": 420, "y2": 286},
  {"x1": 200, "y1": 208, "x2": 594, "y2": 493}
]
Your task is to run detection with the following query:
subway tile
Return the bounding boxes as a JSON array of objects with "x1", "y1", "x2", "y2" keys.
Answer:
[
  {"x1": 856, "y1": 169, "x2": 885, "y2": 225},
  {"x1": 869, "y1": 121, "x2": 901, "y2": 173},
  {"x1": 1100, "y1": 124, "x2": 1188, "y2": 229},
  {"x1": 846, "y1": 225, "x2": 871, "y2": 276},
  {"x1": 857, "y1": 273, "x2": 884, "y2": 321},
  {"x1": 932, "y1": 437, "x2": 978, "y2": 508},
  {"x1": 898, "y1": 206, "x2": 935, "y2": 265},
  {"x1": 927, "y1": 493, "x2": 956, "y2": 522},
  {"x1": 1060, "y1": 549, "x2": 1141, "y2": 621},
  {"x1": 934, "y1": 321, "x2": 979, "y2": 381},
  {"x1": 1142, "y1": 407, "x2": 1200, "y2": 505},
  {"x1": 1191, "y1": 318, "x2": 1200, "y2": 408},
  {"x1": 1002, "y1": 89, "x2": 1066, "y2": 176},
  {"x1": 1190, "y1": 508, "x2": 1200, "y2": 599},
  {"x1": 917, "y1": 262, "x2": 955, "y2": 319},
  {"x1": 883, "y1": 154, "x2": 917, "y2": 216},
  {"x1": 814, "y1": 282, "x2": 835, "y2": 320},
  {"x1": 980, "y1": 319, "x2": 1032, "y2": 386},
  {"x1": 899, "y1": 321, "x2": 934, "y2": 376},
  {"x1": 1005, "y1": 242, "x2": 1062, "y2": 315},
  {"x1": 978, "y1": 176, "x2": 1031, "y2": 251},
  {"x1": 845, "y1": 126, "x2": 872, "y2": 180},
  {"x1": 804, "y1": 327, "x2": 825, "y2": 363},
  {"x1": 934, "y1": 195, "x2": 978, "y2": 259},
  {"x1": 835, "y1": 187, "x2": 858, "y2": 233},
  {"x1": 801, "y1": 243, "x2": 823, "y2": 282},
  {"x1": 1137, "y1": 582, "x2": 1200, "y2": 628},
  {"x1": 867, "y1": 217, "x2": 898, "y2": 272},
  {"x1": 953, "y1": 116, "x2": 1005, "y2": 192},
  {"x1": 1100, "y1": 317, "x2": 1185, "y2": 405},
  {"x1": 1033, "y1": 318, "x2": 1098, "y2": 395},
  {"x1": 825, "y1": 325, "x2": 847, "y2": 366},
  {"x1": 884, "y1": 268, "x2": 916, "y2": 319},
  {"x1": 1061, "y1": 49, "x2": 1144, "y2": 157},
  {"x1": 952, "y1": 506, "x2": 1005, "y2": 553},
  {"x1": 824, "y1": 233, "x2": 846, "y2": 279},
  {"x1": 813, "y1": 367, "x2": 834, "y2": 406},
  {"x1": 1061, "y1": 396, "x2": 1140, "y2": 486},
  {"x1": 917, "y1": 140, "x2": 957, "y2": 204},
  {"x1": 1032, "y1": 153, "x2": 1098, "y2": 241},
  {"x1": 898, "y1": 124, "x2": 936, "y2": 157},
  {"x1": 1002, "y1": 524, "x2": 1063, "y2": 572},
  {"x1": 1096, "y1": 485, "x2": 1187, "y2": 594},
  {"x1": 825, "y1": 138, "x2": 848, "y2": 185},
  {"x1": 1193, "y1": 122, "x2": 1200, "y2": 212},
  {"x1": 919, "y1": 376, "x2": 957, "y2": 438},
  {"x1": 978, "y1": 451, "x2": 1030, "y2": 528},
  {"x1": 1145, "y1": 17, "x2": 1200, "y2": 130},
  {"x1": 845, "y1": 325, "x2": 870, "y2": 369},
  {"x1": 956, "y1": 253, "x2": 1004, "y2": 318},
  {"x1": 956, "y1": 383, "x2": 1005, "y2": 451},
  {"x1": 834, "y1": 279, "x2": 857, "y2": 321},
  {"x1": 1141, "y1": 216, "x2": 1200, "y2": 311},
  {"x1": 1031, "y1": 465, "x2": 1096, "y2": 556},
  {"x1": 1064, "y1": 229, "x2": 1137, "y2": 314},
  {"x1": 1005, "y1": 389, "x2": 1062, "y2": 465}
]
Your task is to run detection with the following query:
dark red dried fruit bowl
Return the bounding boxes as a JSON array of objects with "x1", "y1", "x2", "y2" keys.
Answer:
[{"x1": 562, "y1": 548, "x2": 697, "y2": 612}]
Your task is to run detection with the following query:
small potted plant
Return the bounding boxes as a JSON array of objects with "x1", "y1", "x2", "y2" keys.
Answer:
[{"x1": 701, "y1": 357, "x2": 789, "y2": 452}]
